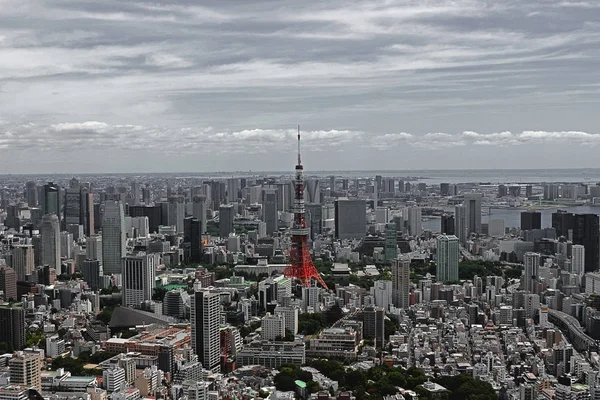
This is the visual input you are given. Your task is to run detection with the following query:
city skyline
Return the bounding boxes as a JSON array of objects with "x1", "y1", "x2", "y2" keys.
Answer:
[{"x1": 1, "y1": 1, "x2": 600, "y2": 172}]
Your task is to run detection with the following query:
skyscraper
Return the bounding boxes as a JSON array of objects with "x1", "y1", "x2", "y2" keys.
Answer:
[
  {"x1": 184, "y1": 217, "x2": 202, "y2": 264},
  {"x1": 464, "y1": 192, "x2": 482, "y2": 235},
  {"x1": 227, "y1": 178, "x2": 240, "y2": 203},
  {"x1": 334, "y1": 199, "x2": 366, "y2": 239},
  {"x1": 25, "y1": 181, "x2": 38, "y2": 207},
  {"x1": 122, "y1": 253, "x2": 157, "y2": 307},
  {"x1": 384, "y1": 224, "x2": 398, "y2": 262},
  {"x1": 42, "y1": 182, "x2": 62, "y2": 223},
  {"x1": 11, "y1": 245, "x2": 34, "y2": 281},
  {"x1": 262, "y1": 188, "x2": 278, "y2": 235},
  {"x1": 521, "y1": 211, "x2": 542, "y2": 231},
  {"x1": 0, "y1": 304, "x2": 25, "y2": 350},
  {"x1": 191, "y1": 290, "x2": 220, "y2": 372},
  {"x1": 192, "y1": 196, "x2": 207, "y2": 234},
  {"x1": 83, "y1": 259, "x2": 102, "y2": 291},
  {"x1": 392, "y1": 258, "x2": 410, "y2": 309},
  {"x1": 523, "y1": 252, "x2": 540, "y2": 293},
  {"x1": 168, "y1": 196, "x2": 185, "y2": 234},
  {"x1": 404, "y1": 206, "x2": 422, "y2": 237},
  {"x1": 0, "y1": 265, "x2": 17, "y2": 301},
  {"x1": 40, "y1": 214, "x2": 61, "y2": 270},
  {"x1": 572, "y1": 245, "x2": 585, "y2": 277},
  {"x1": 552, "y1": 211, "x2": 599, "y2": 272},
  {"x1": 441, "y1": 214, "x2": 455, "y2": 235},
  {"x1": 305, "y1": 203, "x2": 322, "y2": 240},
  {"x1": 102, "y1": 201, "x2": 126, "y2": 275},
  {"x1": 454, "y1": 205, "x2": 467, "y2": 246},
  {"x1": 436, "y1": 235, "x2": 459, "y2": 282},
  {"x1": 219, "y1": 204, "x2": 235, "y2": 238}
]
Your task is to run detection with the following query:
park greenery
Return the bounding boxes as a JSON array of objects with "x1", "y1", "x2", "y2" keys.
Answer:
[
  {"x1": 274, "y1": 361, "x2": 498, "y2": 400},
  {"x1": 51, "y1": 351, "x2": 118, "y2": 376}
]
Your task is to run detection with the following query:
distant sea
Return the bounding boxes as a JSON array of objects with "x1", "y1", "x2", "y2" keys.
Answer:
[{"x1": 302, "y1": 168, "x2": 600, "y2": 185}]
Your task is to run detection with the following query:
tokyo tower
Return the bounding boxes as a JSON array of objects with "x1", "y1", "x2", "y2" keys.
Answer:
[{"x1": 284, "y1": 126, "x2": 328, "y2": 289}]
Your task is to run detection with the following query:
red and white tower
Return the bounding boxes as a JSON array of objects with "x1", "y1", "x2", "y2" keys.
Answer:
[{"x1": 284, "y1": 126, "x2": 328, "y2": 289}]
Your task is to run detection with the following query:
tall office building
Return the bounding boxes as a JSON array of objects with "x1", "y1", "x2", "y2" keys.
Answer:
[
  {"x1": 86, "y1": 235, "x2": 102, "y2": 262},
  {"x1": 219, "y1": 204, "x2": 235, "y2": 238},
  {"x1": 441, "y1": 214, "x2": 455, "y2": 235},
  {"x1": 83, "y1": 259, "x2": 102, "y2": 291},
  {"x1": 102, "y1": 201, "x2": 126, "y2": 275},
  {"x1": 168, "y1": 196, "x2": 185, "y2": 234},
  {"x1": 0, "y1": 265, "x2": 17, "y2": 301},
  {"x1": 454, "y1": 205, "x2": 467, "y2": 246},
  {"x1": 9, "y1": 352, "x2": 42, "y2": 391},
  {"x1": 40, "y1": 214, "x2": 61, "y2": 270},
  {"x1": 184, "y1": 217, "x2": 202, "y2": 264},
  {"x1": 523, "y1": 252, "x2": 540, "y2": 293},
  {"x1": 392, "y1": 258, "x2": 410, "y2": 309},
  {"x1": 521, "y1": 211, "x2": 542, "y2": 231},
  {"x1": 363, "y1": 306, "x2": 385, "y2": 348},
  {"x1": 572, "y1": 245, "x2": 585, "y2": 277},
  {"x1": 305, "y1": 204, "x2": 323, "y2": 240},
  {"x1": 191, "y1": 290, "x2": 220, "y2": 372},
  {"x1": 436, "y1": 235, "x2": 460, "y2": 282},
  {"x1": 192, "y1": 196, "x2": 207, "y2": 234},
  {"x1": 334, "y1": 199, "x2": 366, "y2": 239},
  {"x1": 11, "y1": 245, "x2": 34, "y2": 281},
  {"x1": 404, "y1": 206, "x2": 422, "y2": 237},
  {"x1": 227, "y1": 178, "x2": 240, "y2": 203},
  {"x1": 122, "y1": 253, "x2": 157, "y2": 307},
  {"x1": 0, "y1": 304, "x2": 25, "y2": 350},
  {"x1": 464, "y1": 192, "x2": 482, "y2": 234},
  {"x1": 552, "y1": 211, "x2": 599, "y2": 272},
  {"x1": 129, "y1": 204, "x2": 162, "y2": 234},
  {"x1": 262, "y1": 188, "x2": 278, "y2": 236},
  {"x1": 384, "y1": 224, "x2": 398, "y2": 262},
  {"x1": 25, "y1": 181, "x2": 38, "y2": 207},
  {"x1": 42, "y1": 182, "x2": 62, "y2": 223}
]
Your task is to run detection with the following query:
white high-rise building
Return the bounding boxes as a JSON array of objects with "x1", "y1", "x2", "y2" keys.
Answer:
[
  {"x1": 436, "y1": 235, "x2": 459, "y2": 282},
  {"x1": 392, "y1": 258, "x2": 410, "y2": 309},
  {"x1": 191, "y1": 290, "x2": 220, "y2": 372},
  {"x1": 122, "y1": 253, "x2": 158, "y2": 307},
  {"x1": 371, "y1": 280, "x2": 393, "y2": 311},
  {"x1": 102, "y1": 201, "x2": 126, "y2": 275},
  {"x1": 103, "y1": 366, "x2": 126, "y2": 392},
  {"x1": 168, "y1": 196, "x2": 185, "y2": 234},
  {"x1": 40, "y1": 214, "x2": 61, "y2": 270},
  {"x1": 572, "y1": 245, "x2": 585, "y2": 277},
  {"x1": 302, "y1": 286, "x2": 320, "y2": 312},
  {"x1": 261, "y1": 313, "x2": 285, "y2": 340},
  {"x1": 274, "y1": 306, "x2": 299, "y2": 335},
  {"x1": 404, "y1": 206, "x2": 422, "y2": 237}
]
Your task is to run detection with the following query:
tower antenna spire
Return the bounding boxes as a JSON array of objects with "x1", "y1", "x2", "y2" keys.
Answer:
[{"x1": 297, "y1": 124, "x2": 301, "y2": 165}]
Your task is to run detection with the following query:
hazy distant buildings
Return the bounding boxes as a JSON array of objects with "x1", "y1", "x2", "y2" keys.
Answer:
[
  {"x1": 334, "y1": 199, "x2": 366, "y2": 240},
  {"x1": 306, "y1": 203, "x2": 323, "y2": 240},
  {"x1": 436, "y1": 235, "x2": 459, "y2": 282},
  {"x1": 102, "y1": 201, "x2": 126, "y2": 275},
  {"x1": 192, "y1": 196, "x2": 207, "y2": 234}
]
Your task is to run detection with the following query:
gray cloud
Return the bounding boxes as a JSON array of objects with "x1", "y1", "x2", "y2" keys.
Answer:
[{"x1": 1, "y1": 0, "x2": 599, "y2": 172}]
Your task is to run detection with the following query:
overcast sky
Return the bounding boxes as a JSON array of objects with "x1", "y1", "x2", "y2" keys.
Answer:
[{"x1": 1, "y1": 0, "x2": 600, "y2": 173}]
